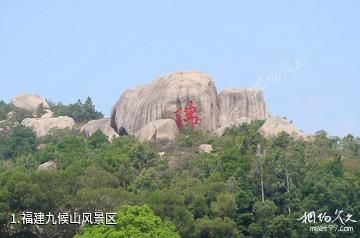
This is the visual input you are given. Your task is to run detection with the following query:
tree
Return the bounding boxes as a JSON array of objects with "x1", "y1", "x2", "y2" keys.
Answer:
[
  {"x1": 51, "y1": 97, "x2": 103, "y2": 123},
  {"x1": 0, "y1": 100, "x2": 11, "y2": 120},
  {"x1": 87, "y1": 130, "x2": 109, "y2": 149},
  {"x1": 146, "y1": 190, "x2": 195, "y2": 237},
  {"x1": 130, "y1": 143, "x2": 158, "y2": 170},
  {"x1": 195, "y1": 217, "x2": 240, "y2": 238},
  {"x1": 0, "y1": 126, "x2": 37, "y2": 160},
  {"x1": 251, "y1": 200, "x2": 277, "y2": 236},
  {"x1": 341, "y1": 134, "x2": 360, "y2": 159},
  {"x1": 268, "y1": 215, "x2": 293, "y2": 238},
  {"x1": 35, "y1": 103, "x2": 47, "y2": 118},
  {"x1": 74, "y1": 205, "x2": 180, "y2": 238},
  {"x1": 210, "y1": 193, "x2": 237, "y2": 219},
  {"x1": 9, "y1": 107, "x2": 33, "y2": 123}
]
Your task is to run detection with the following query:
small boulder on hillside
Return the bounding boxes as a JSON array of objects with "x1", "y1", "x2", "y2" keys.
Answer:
[
  {"x1": 80, "y1": 118, "x2": 119, "y2": 140},
  {"x1": 199, "y1": 144, "x2": 213, "y2": 153},
  {"x1": 37, "y1": 161, "x2": 57, "y2": 172},
  {"x1": 11, "y1": 93, "x2": 49, "y2": 113}
]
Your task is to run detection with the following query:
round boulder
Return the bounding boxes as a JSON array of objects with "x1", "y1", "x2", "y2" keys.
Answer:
[
  {"x1": 80, "y1": 118, "x2": 119, "y2": 140},
  {"x1": 37, "y1": 161, "x2": 58, "y2": 172},
  {"x1": 136, "y1": 119, "x2": 179, "y2": 142},
  {"x1": 259, "y1": 116, "x2": 309, "y2": 140},
  {"x1": 11, "y1": 93, "x2": 49, "y2": 113}
]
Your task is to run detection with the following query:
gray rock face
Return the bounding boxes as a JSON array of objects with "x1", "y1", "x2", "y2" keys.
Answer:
[
  {"x1": 37, "y1": 161, "x2": 57, "y2": 172},
  {"x1": 21, "y1": 116, "x2": 75, "y2": 137},
  {"x1": 136, "y1": 119, "x2": 179, "y2": 142},
  {"x1": 218, "y1": 88, "x2": 269, "y2": 128},
  {"x1": 258, "y1": 116, "x2": 308, "y2": 140},
  {"x1": 11, "y1": 93, "x2": 49, "y2": 113},
  {"x1": 80, "y1": 118, "x2": 119, "y2": 140},
  {"x1": 111, "y1": 71, "x2": 281, "y2": 137},
  {"x1": 111, "y1": 71, "x2": 219, "y2": 135}
]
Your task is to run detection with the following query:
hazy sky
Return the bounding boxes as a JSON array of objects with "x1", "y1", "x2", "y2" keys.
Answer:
[{"x1": 1, "y1": 1, "x2": 359, "y2": 137}]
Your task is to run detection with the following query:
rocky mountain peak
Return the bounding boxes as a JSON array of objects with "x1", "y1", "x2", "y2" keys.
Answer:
[
  {"x1": 111, "y1": 71, "x2": 219, "y2": 135},
  {"x1": 111, "y1": 71, "x2": 271, "y2": 136}
]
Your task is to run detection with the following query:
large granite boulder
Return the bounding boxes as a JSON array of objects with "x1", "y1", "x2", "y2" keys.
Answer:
[
  {"x1": 80, "y1": 118, "x2": 119, "y2": 140},
  {"x1": 218, "y1": 88, "x2": 269, "y2": 128},
  {"x1": 258, "y1": 116, "x2": 308, "y2": 140},
  {"x1": 111, "y1": 71, "x2": 219, "y2": 135},
  {"x1": 136, "y1": 119, "x2": 179, "y2": 142},
  {"x1": 111, "y1": 71, "x2": 298, "y2": 139},
  {"x1": 21, "y1": 116, "x2": 75, "y2": 137},
  {"x1": 11, "y1": 93, "x2": 49, "y2": 113}
]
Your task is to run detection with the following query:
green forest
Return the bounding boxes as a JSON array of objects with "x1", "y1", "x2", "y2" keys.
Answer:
[{"x1": 0, "y1": 100, "x2": 360, "y2": 238}]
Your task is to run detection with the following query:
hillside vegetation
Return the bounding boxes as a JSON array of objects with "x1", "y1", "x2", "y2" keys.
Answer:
[{"x1": 0, "y1": 117, "x2": 359, "y2": 237}]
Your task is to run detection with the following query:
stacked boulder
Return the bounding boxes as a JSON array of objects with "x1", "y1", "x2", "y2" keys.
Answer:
[
  {"x1": 80, "y1": 118, "x2": 119, "y2": 141},
  {"x1": 10, "y1": 94, "x2": 75, "y2": 137},
  {"x1": 110, "y1": 71, "x2": 308, "y2": 141}
]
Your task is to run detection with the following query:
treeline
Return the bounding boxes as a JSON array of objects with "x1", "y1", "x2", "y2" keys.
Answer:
[
  {"x1": 0, "y1": 121, "x2": 359, "y2": 237},
  {"x1": 0, "y1": 97, "x2": 103, "y2": 123},
  {"x1": 49, "y1": 97, "x2": 103, "y2": 123}
]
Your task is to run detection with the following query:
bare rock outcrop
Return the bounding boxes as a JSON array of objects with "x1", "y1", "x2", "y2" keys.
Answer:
[
  {"x1": 218, "y1": 88, "x2": 269, "y2": 128},
  {"x1": 80, "y1": 118, "x2": 119, "y2": 140},
  {"x1": 258, "y1": 116, "x2": 308, "y2": 140},
  {"x1": 11, "y1": 93, "x2": 49, "y2": 113},
  {"x1": 21, "y1": 116, "x2": 75, "y2": 137},
  {"x1": 199, "y1": 144, "x2": 213, "y2": 153},
  {"x1": 37, "y1": 161, "x2": 57, "y2": 172},
  {"x1": 111, "y1": 71, "x2": 219, "y2": 135},
  {"x1": 136, "y1": 119, "x2": 179, "y2": 142},
  {"x1": 110, "y1": 71, "x2": 311, "y2": 141}
]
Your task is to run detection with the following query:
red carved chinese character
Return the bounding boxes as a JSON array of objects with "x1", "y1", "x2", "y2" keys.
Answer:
[
  {"x1": 175, "y1": 107, "x2": 183, "y2": 129},
  {"x1": 175, "y1": 99, "x2": 200, "y2": 129},
  {"x1": 183, "y1": 100, "x2": 199, "y2": 129}
]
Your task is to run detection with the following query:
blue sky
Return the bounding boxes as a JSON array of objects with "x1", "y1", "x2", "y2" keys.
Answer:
[{"x1": 0, "y1": 1, "x2": 359, "y2": 137}]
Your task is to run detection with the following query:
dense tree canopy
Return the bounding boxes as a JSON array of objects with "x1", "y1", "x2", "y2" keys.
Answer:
[
  {"x1": 75, "y1": 205, "x2": 179, "y2": 238},
  {"x1": 50, "y1": 97, "x2": 103, "y2": 123},
  {"x1": 0, "y1": 120, "x2": 359, "y2": 237}
]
